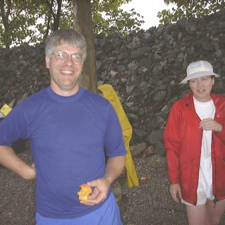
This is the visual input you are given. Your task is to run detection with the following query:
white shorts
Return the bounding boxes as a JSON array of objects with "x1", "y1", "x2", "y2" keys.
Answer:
[{"x1": 181, "y1": 191, "x2": 215, "y2": 206}]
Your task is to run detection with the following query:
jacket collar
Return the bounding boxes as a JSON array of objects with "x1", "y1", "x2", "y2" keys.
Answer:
[{"x1": 183, "y1": 92, "x2": 219, "y2": 108}]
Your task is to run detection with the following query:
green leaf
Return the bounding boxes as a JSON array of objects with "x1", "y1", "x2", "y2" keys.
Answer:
[{"x1": 0, "y1": 0, "x2": 144, "y2": 48}]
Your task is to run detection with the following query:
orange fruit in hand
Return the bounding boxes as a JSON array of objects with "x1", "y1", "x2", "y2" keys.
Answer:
[{"x1": 77, "y1": 184, "x2": 92, "y2": 201}]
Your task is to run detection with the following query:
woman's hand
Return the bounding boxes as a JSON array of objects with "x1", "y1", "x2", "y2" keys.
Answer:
[
  {"x1": 199, "y1": 118, "x2": 222, "y2": 132},
  {"x1": 170, "y1": 184, "x2": 182, "y2": 202}
]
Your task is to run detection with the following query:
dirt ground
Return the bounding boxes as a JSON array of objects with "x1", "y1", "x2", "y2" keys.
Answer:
[{"x1": 0, "y1": 147, "x2": 225, "y2": 225}]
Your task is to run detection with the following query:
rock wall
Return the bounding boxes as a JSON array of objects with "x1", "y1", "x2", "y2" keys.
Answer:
[{"x1": 1, "y1": 10, "x2": 225, "y2": 156}]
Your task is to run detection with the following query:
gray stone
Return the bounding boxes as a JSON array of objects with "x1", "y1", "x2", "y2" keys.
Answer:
[
  {"x1": 155, "y1": 141, "x2": 166, "y2": 156},
  {"x1": 147, "y1": 130, "x2": 164, "y2": 145},
  {"x1": 1, "y1": 9, "x2": 225, "y2": 157},
  {"x1": 130, "y1": 142, "x2": 147, "y2": 157}
]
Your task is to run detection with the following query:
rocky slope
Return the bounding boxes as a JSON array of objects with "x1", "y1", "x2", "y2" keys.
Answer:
[{"x1": 0, "y1": 10, "x2": 225, "y2": 156}]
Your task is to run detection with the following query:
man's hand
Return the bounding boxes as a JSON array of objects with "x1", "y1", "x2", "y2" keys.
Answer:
[
  {"x1": 199, "y1": 118, "x2": 222, "y2": 132},
  {"x1": 80, "y1": 178, "x2": 110, "y2": 206},
  {"x1": 24, "y1": 163, "x2": 36, "y2": 180},
  {"x1": 170, "y1": 184, "x2": 182, "y2": 202},
  {"x1": 80, "y1": 155, "x2": 125, "y2": 206}
]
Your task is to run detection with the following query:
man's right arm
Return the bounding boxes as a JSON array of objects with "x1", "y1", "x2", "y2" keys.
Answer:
[{"x1": 0, "y1": 145, "x2": 36, "y2": 180}]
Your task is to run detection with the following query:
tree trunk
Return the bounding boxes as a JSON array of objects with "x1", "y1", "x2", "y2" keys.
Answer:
[
  {"x1": 53, "y1": 0, "x2": 62, "y2": 31},
  {"x1": 73, "y1": 0, "x2": 97, "y2": 93},
  {"x1": 1, "y1": 0, "x2": 12, "y2": 48}
]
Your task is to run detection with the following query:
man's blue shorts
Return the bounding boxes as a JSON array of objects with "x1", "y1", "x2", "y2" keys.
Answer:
[{"x1": 36, "y1": 192, "x2": 123, "y2": 225}]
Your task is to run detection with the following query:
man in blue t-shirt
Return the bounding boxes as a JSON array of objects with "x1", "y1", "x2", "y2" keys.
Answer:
[{"x1": 0, "y1": 29, "x2": 126, "y2": 225}]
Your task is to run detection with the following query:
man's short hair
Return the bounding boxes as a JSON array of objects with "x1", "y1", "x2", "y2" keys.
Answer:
[{"x1": 45, "y1": 29, "x2": 87, "y2": 60}]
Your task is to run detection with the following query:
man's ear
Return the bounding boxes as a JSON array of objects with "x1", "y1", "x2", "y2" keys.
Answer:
[{"x1": 45, "y1": 56, "x2": 50, "y2": 69}]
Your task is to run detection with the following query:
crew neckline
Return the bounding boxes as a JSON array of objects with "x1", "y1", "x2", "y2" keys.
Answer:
[
  {"x1": 46, "y1": 86, "x2": 84, "y2": 103},
  {"x1": 193, "y1": 97, "x2": 213, "y2": 106}
]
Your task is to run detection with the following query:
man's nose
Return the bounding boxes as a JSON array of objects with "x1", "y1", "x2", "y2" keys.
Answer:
[{"x1": 64, "y1": 55, "x2": 73, "y2": 65}]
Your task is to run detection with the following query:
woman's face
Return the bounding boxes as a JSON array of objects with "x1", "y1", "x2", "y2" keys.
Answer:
[{"x1": 189, "y1": 76, "x2": 214, "y2": 102}]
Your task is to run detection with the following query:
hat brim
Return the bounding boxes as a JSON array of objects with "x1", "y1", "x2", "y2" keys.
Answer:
[{"x1": 180, "y1": 71, "x2": 219, "y2": 84}]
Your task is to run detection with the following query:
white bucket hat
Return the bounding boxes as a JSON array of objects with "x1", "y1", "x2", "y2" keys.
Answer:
[{"x1": 180, "y1": 60, "x2": 219, "y2": 84}]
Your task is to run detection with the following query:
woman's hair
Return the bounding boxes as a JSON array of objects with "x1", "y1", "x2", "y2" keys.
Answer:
[{"x1": 45, "y1": 29, "x2": 87, "y2": 60}]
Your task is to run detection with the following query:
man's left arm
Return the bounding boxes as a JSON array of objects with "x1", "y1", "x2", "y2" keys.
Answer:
[
  {"x1": 81, "y1": 103, "x2": 126, "y2": 205},
  {"x1": 81, "y1": 155, "x2": 125, "y2": 206}
]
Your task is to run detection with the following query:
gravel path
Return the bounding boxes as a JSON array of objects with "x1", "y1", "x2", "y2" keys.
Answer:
[{"x1": 1, "y1": 147, "x2": 225, "y2": 225}]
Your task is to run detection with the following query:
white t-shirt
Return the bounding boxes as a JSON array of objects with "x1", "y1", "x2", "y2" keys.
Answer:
[{"x1": 194, "y1": 97, "x2": 215, "y2": 198}]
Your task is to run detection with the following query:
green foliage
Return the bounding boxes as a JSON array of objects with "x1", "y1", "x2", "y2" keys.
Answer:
[
  {"x1": 0, "y1": 0, "x2": 144, "y2": 48},
  {"x1": 1, "y1": 0, "x2": 38, "y2": 48},
  {"x1": 91, "y1": 0, "x2": 144, "y2": 35},
  {"x1": 158, "y1": 0, "x2": 225, "y2": 24}
]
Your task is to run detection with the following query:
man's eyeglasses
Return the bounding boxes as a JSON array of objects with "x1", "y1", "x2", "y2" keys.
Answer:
[{"x1": 50, "y1": 51, "x2": 83, "y2": 65}]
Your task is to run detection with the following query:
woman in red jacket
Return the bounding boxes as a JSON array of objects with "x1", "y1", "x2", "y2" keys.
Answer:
[{"x1": 164, "y1": 60, "x2": 225, "y2": 225}]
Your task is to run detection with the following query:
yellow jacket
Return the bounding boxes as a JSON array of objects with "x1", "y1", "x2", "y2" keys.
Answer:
[{"x1": 98, "y1": 84, "x2": 139, "y2": 188}]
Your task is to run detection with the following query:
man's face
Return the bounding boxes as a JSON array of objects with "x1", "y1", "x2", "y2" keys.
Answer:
[
  {"x1": 45, "y1": 42, "x2": 84, "y2": 96},
  {"x1": 189, "y1": 76, "x2": 214, "y2": 102}
]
